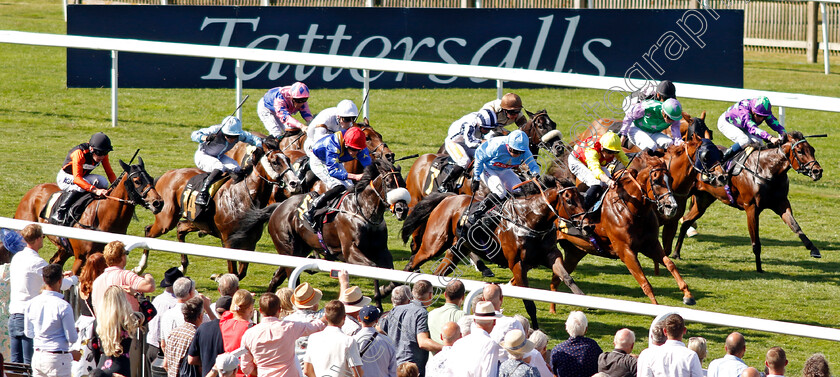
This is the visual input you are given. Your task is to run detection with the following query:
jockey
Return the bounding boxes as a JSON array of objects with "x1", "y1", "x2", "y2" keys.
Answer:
[
  {"x1": 481, "y1": 92, "x2": 527, "y2": 128},
  {"x1": 466, "y1": 130, "x2": 541, "y2": 226},
  {"x1": 191, "y1": 116, "x2": 263, "y2": 206},
  {"x1": 718, "y1": 96, "x2": 786, "y2": 161},
  {"x1": 51, "y1": 132, "x2": 118, "y2": 225},
  {"x1": 257, "y1": 81, "x2": 314, "y2": 139},
  {"x1": 620, "y1": 98, "x2": 684, "y2": 151},
  {"x1": 440, "y1": 108, "x2": 497, "y2": 192},
  {"x1": 303, "y1": 127, "x2": 372, "y2": 228},
  {"x1": 569, "y1": 131, "x2": 630, "y2": 211},
  {"x1": 304, "y1": 99, "x2": 359, "y2": 152},
  {"x1": 624, "y1": 80, "x2": 677, "y2": 109}
]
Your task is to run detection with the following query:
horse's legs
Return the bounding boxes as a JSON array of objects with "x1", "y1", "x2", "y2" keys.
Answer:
[
  {"x1": 267, "y1": 266, "x2": 293, "y2": 293},
  {"x1": 469, "y1": 253, "x2": 494, "y2": 277},
  {"x1": 510, "y1": 261, "x2": 540, "y2": 330},
  {"x1": 772, "y1": 198, "x2": 821, "y2": 258},
  {"x1": 657, "y1": 245, "x2": 696, "y2": 305},
  {"x1": 615, "y1": 243, "x2": 658, "y2": 305},
  {"x1": 176, "y1": 220, "x2": 199, "y2": 274},
  {"x1": 549, "y1": 249, "x2": 584, "y2": 295},
  {"x1": 745, "y1": 205, "x2": 763, "y2": 273},
  {"x1": 237, "y1": 263, "x2": 250, "y2": 281},
  {"x1": 673, "y1": 192, "x2": 716, "y2": 259}
]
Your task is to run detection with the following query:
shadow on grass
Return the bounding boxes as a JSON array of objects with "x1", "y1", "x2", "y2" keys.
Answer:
[{"x1": 685, "y1": 233, "x2": 840, "y2": 252}]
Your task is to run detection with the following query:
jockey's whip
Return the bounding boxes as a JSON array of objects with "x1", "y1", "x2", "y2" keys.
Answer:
[
  {"x1": 230, "y1": 94, "x2": 250, "y2": 118},
  {"x1": 353, "y1": 90, "x2": 371, "y2": 124},
  {"x1": 393, "y1": 154, "x2": 419, "y2": 162},
  {"x1": 805, "y1": 134, "x2": 828, "y2": 138}
]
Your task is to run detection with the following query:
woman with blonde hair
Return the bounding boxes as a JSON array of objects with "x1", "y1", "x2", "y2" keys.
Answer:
[
  {"x1": 96, "y1": 285, "x2": 144, "y2": 377},
  {"x1": 275, "y1": 287, "x2": 294, "y2": 319}
]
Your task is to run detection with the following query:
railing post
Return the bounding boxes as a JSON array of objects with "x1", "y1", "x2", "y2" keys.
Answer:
[
  {"x1": 463, "y1": 286, "x2": 484, "y2": 314},
  {"x1": 807, "y1": 1, "x2": 819, "y2": 63},
  {"x1": 363, "y1": 69, "x2": 371, "y2": 119},
  {"x1": 778, "y1": 106, "x2": 786, "y2": 127},
  {"x1": 574, "y1": 0, "x2": 589, "y2": 9},
  {"x1": 261, "y1": 0, "x2": 268, "y2": 5},
  {"x1": 236, "y1": 59, "x2": 243, "y2": 119},
  {"x1": 496, "y1": 79, "x2": 503, "y2": 100},
  {"x1": 821, "y1": 1, "x2": 830, "y2": 75},
  {"x1": 111, "y1": 50, "x2": 118, "y2": 127},
  {"x1": 288, "y1": 263, "x2": 320, "y2": 290}
]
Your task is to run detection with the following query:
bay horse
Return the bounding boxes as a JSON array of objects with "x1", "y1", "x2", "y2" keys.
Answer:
[
  {"x1": 136, "y1": 142, "x2": 300, "y2": 279},
  {"x1": 407, "y1": 110, "x2": 557, "y2": 207},
  {"x1": 397, "y1": 177, "x2": 588, "y2": 329},
  {"x1": 553, "y1": 150, "x2": 696, "y2": 307},
  {"x1": 672, "y1": 131, "x2": 824, "y2": 272},
  {"x1": 14, "y1": 158, "x2": 164, "y2": 274},
  {"x1": 230, "y1": 158, "x2": 410, "y2": 300}
]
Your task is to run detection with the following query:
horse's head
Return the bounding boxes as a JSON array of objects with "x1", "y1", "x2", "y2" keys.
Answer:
[
  {"x1": 257, "y1": 144, "x2": 301, "y2": 194},
  {"x1": 551, "y1": 178, "x2": 590, "y2": 231},
  {"x1": 118, "y1": 157, "x2": 163, "y2": 214},
  {"x1": 522, "y1": 110, "x2": 556, "y2": 154},
  {"x1": 637, "y1": 150, "x2": 678, "y2": 219},
  {"x1": 784, "y1": 131, "x2": 823, "y2": 181},
  {"x1": 361, "y1": 157, "x2": 409, "y2": 221},
  {"x1": 358, "y1": 121, "x2": 395, "y2": 164},
  {"x1": 538, "y1": 129, "x2": 568, "y2": 158}
]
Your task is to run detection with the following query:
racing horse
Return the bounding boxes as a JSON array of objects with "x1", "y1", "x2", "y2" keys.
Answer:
[
  {"x1": 672, "y1": 131, "x2": 824, "y2": 272},
  {"x1": 406, "y1": 109, "x2": 558, "y2": 207},
  {"x1": 14, "y1": 158, "x2": 163, "y2": 274},
  {"x1": 230, "y1": 158, "x2": 410, "y2": 302},
  {"x1": 397, "y1": 177, "x2": 588, "y2": 329},
  {"x1": 553, "y1": 150, "x2": 696, "y2": 307},
  {"x1": 137, "y1": 141, "x2": 300, "y2": 279}
]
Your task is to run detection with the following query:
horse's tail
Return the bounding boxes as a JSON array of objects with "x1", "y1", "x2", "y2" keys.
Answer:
[
  {"x1": 228, "y1": 203, "x2": 280, "y2": 248},
  {"x1": 400, "y1": 193, "x2": 453, "y2": 244}
]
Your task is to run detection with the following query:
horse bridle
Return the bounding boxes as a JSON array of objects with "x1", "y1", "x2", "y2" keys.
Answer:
[
  {"x1": 785, "y1": 136, "x2": 822, "y2": 176},
  {"x1": 110, "y1": 167, "x2": 156, "y2": 210},
  {"x1": 256, "y1": 150, "x2": 295, "y2": 189},
  {"x1": 353, "y1": 166, "x2": 404, "y2": 224},
  {"x1": 360, "y1": 126, "x2": 394, "y2": 163}
]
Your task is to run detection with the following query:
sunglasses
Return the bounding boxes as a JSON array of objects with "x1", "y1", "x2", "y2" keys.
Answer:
[
  {"x1": 92, "y1": 149, "x2": 108, "y2": 156},
  {"x1": 603, "y1": 149, "x2": 618, "y2": 155},
  {"x1": 502, "y1": 108, "x2": 521, "y2": 116},
  {"x1": 340, "y1": 116, "x2": 355, "y2": 123},
  {"x1": 347, "y1": 147, "x2": 362, "y2": 153},
  {"x1": 293, "y1": 97, "x2": 308, "y2": 104},
  {"x1": 509, "y1": 148, "x2": 523, "y2": 155}
]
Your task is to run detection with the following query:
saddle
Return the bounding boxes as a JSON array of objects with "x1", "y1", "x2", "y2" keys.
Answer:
[
  {"x1": 423, "y1": 155, "x2": 468, "y2": 195},
  {"x1": 180, "y1": 173, "x2": 230, "y2": 221},
  {"x1": 296, "y1": 191, "x2": 351, "y2": 233},
  {"x1": 457, "y1": 202, "x2": 504, "y2": 258},
  {"x1": 40, "y1": 191, "x2": 95, "y2": 227},
  {"x1": 723, "y1": 146, "x2": 755, "y2": 177}
]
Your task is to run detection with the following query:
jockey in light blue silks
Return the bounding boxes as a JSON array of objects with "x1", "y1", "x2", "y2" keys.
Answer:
[
  {"x1": 464, "y1": 130, "x2": 541, "y2": 228},
  {"x1": 718, "y1": 96, "x2": 786, "y2": 162},
  {"x1": 190, "y1": 116, "x2": 263, "y2": 205}
]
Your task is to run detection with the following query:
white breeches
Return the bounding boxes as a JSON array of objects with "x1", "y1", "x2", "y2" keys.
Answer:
[
  {"x1": 307, "y1": 149, "x2": 353, "y2": 189},
  {"x1": 56, "y1": 170, "x2": 108, "y2": 192},
  {"x1": 627, "y1": 125, "x2": 673, "y2": 150},
  {"x1": 717, "y1": 112, "x2": 763, "y2": 148},
  {"x1": 444, "y1": 137, "x2": 477, "y2": 168},
  {"x1": 568, "y1": 154, "x2": 607, "y2": 188},
  {"x1": 194, "y1": 150, "x2": 240, "y2": 173},
  {"x1": 479, "y1": 169, "x2": 522, "y2": 198}
]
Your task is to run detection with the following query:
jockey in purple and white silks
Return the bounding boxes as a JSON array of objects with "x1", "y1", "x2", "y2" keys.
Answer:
[
  {"x1": 718, "y1": 96, "x2": 786, "y2": 161},
  {"x1": 304, "y1": 99, "x2": 359, "y2": 153},
  {"x1": 439, "y1": 109, "x2": 497, "y2": 192},
  {"x1": 191, "y1": 116, "x2": 263, "y2": 206},
  {"x1": 620, "y1": 98, "x2": 684, "y2": 151},
  {"x1": 257, "y1": 82, "x2": 314, "y2": 139}
]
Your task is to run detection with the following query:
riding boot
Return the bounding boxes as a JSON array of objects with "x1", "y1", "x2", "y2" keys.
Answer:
[
  {"x1": 195, "y1": 169, "x2": 222, "y2": 206},
  {"x1": 720, "y1": 143, "x2": 742, "y2": 163},
  {"x1": 583, "y1": 185, "x2": 605, "y2": 213},
  {"x1": 296, "y1": 160, "x2": 310, "y2": 181},
  {"x1": 304, "y1": 185, "x2": 347, "y2": 229},
  {"x1": 466, "y1": 192, "x2": 502, "y2": 228},
  {"x1": 438, "y1": 165, "x2": 465, "y2": 193},
  {"x1": 50, "y1": 190, "x2": 86, "y2": 226}
]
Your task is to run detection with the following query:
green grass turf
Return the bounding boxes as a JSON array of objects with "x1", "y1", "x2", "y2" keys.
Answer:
[{"x1": 3, "y1": 0, "x2": 840, "y2": 372}]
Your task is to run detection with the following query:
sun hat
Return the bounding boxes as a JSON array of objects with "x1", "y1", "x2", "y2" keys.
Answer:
[
  {"x1": 500, "y1": 329, "x2": 535, "y2": 358},
  {"x1": 470, "y1": 301, "x2": 502, "y2": 322},
  {"x1": 339, "y1": 286, "x2": 371, "y2": 313},
  {"x1": 293, "y1": 282, "x2": 322, "y2": 310}
]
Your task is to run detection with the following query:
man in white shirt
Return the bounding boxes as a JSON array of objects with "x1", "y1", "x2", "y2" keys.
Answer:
[
  {"x1": 636, "y1": 313, "x2": 703, "y2": 377},
  {"x1": 303, "y1": 300, "x2": 364, "y2": 377},
  {"x1": 9, "y1": 224, "x2": 77, "y2": 364},
  {"x1": 24, "y1": 264, "x2": 77, "y2": 377},
  {"x1": 707, "y1": 332, "x2": 748, "y2": 377},
  {"x1": 480, "y1": 283, "x2": 524, "y2": 360},
  {"x1": 448, "y1": 301, "x2": 501, "y2": 377},
  {"x1": 426, "y1": 321, "x2": 461, "y2": 377},
  {"x1": 159, "y1": 277, "x2": 211, "y2": 353},
  {"x1": 765, "y1": 346, "x2": 787, "y2": 377}
]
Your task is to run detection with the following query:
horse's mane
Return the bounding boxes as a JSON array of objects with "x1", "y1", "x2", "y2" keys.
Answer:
[
  {"x1": 353, "y1": 159, "x2": 380, "y2": 192},
  {"x1": 789, "y1": 130, "x2": 804, "y2": 140},
  {"x1": 263, "y1": 136, "x2": 280, "y2": 151}
]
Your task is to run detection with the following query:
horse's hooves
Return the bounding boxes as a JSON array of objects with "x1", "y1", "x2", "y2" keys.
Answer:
[
  {"x1": 209, "y1": 273, "x2": 219, "y2": 281},
  {"x1": 686, "y1": 226, "x2": 699, "y2": 238},
  {"x1": 669, "y1": 253, "x2": 681, "y2": 260},
  {"x1": 811, "y1": 250, "x2": 822, "y2": 258},
  {"x1": 481, "y1": 269, "x2": 495, "y2": 278},
  {"x1": 683, "y1": 296, "x2": 696, "y2": 306},
  {"x1": 131, "y1": 266, "x2": 144, "y2": 274}
]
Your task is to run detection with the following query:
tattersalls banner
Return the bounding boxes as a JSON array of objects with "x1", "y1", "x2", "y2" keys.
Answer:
[{"x1": 66, "y1": 6, "x2": 743, "y2": 89}]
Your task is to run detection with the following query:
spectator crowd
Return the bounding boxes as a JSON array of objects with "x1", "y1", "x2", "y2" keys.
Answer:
[{"x1": 2, "y1": 224, "x2": 835, "y2": 377}]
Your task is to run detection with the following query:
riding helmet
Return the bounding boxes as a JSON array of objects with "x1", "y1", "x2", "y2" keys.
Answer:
[
  {"x1": 507, "y1": 130, "x2": 529, "y2": 153},
  {"x1": 599, "y1": 131, "x2": 622, "y2": 152},
  {"x1": 477, "y1": 109, "x2": 498, "y2": 129},
  {"x1": 662, "y1": 98, "x2": 683, "y2": 121},
  {"x1": 89, "y1": 132, "x2": 113, "y2": 153},
  {"x1": 290, "y1": 82, "x2": 310, "y2": 99},
  {"x1": 221, "y1": 116, "x2": 243, "y2": 137},
  {"x1": 500, "y1": 93, "x2": 523, "y2": 110},
  {"x1": 751, "y1": 96, "x2": 772, "y2": 117},
  {"x1": 337, "y1": 99, "x2": 359, "y2": 118},
  {"x1": 344, "y1": 127, "x2": 367, "y2": 150},
  {"x1": 656, "y1": 80, "x2": 676, "y2": 99}
]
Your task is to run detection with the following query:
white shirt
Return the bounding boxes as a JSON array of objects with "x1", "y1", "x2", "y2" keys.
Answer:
[
  {"x1": 159, "y1": 301, "x2": 210, "y2": 346},
  {"x1": 341, "y1": 315, "x2": 361, "y2": 336},
  {"x1": 305, "y1": 107, "x2": 343, "y2": 151},
  {"x1": 525, "y1": 349, "x2": 553, "y2": 377},
  {"x1": 449, "y1": 326, "x2": 500, "y2": 377},
  {"x1": 146, "y1": 291, "x2": 179, "y2": 348},
  {"x1": 303, "y1": 326, "x2": 363, "y2": 377},
  {"x1": 23, "y1": 290, "x2": 77, "y2": 352},
  {"x1": 9, "y1": 247, "x2": 76, "y2": 314},
  {"x1": 426, "y1": 345, "x2": 455, "y2": 377},
  {"x1": 471, "y1": 313, "x2": 524, "y2": 360},
  {"x1": 707, "y1": 354, "x2": 748, "y2": 377},
  {"x1": 637, "y1": 340, "x2": 704, "y2": 377}
]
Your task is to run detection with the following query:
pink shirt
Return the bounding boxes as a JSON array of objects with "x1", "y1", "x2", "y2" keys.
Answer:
[
  {"x1": 240, "y1": 316, "x2": 326, "y2": 377},
  {"x1": 90, "y1": 266, "x2": 145, "y2": 313}
]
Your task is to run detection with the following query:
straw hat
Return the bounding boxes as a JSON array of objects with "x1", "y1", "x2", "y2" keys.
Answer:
[
  {"x1": 470, "y1": 301, "x2": 502, "y2": 322},
  {"x1": 293, "y1": 282, "x2": 322, "y2": 310},
  {"x1": 339, "y1": 286, "x2": 371, "y2": 313},
  {"x1": 499, "y1": 329, "x2": 535, "y2": 358}
]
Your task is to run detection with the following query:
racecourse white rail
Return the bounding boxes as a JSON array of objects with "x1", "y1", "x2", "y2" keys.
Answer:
[
  {"x1": 1, "y1": 216, "x2": 839, "y2": 342},
  {"x1": 0, "y1": 30, "x2": 839, "y2": 127}
]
